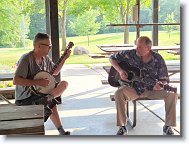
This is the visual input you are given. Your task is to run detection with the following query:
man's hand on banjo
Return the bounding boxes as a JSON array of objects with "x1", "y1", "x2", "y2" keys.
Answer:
[
  {"x1": 35, "y1": 78, "x2": 50, "y2": 87},
  {"x1": 64, "y1": 49, "x2": 71, "y2": 60}
]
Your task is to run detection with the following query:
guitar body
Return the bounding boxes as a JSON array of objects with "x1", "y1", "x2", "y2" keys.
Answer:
[
  {"x1": 31, "y1": 71, "x2": 56, "y2": 95},
  {"x1": 108, "y1": 61, "x2": 141, "y2": 87},
  {"x1": 108, "y1": 61, "x2": 177, "y2": 93}
]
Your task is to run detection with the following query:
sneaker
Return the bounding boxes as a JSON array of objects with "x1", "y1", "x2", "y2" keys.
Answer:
[
  {"x1": 116, "y1": 126, "x2": 128, "y2": 135},
  {"x1": 163, "y1": 125, "x2": 174, "y2": 135},
  {"x1": 63, "y1": 131, "x2": 70, "y2": 135}
]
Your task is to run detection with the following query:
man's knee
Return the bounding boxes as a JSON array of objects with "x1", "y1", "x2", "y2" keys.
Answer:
[
  {"x1": 59, "y1": 81, "x2": 68, "y2": 89},
  {"x1": 115, "y1": 87, "x2": 125, "y2": 101}
]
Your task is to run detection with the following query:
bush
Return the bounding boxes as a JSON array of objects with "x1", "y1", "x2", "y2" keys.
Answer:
[
  {"x1": 7, "y1": 82, "x2": 14, "y2": 87},
  {"x1": 0, "y1": 83, "x2": 6, "y2": 88}
]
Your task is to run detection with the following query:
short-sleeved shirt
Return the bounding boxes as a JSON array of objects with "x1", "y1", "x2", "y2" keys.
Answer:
[
  {"x1": 109, "y1": 49, "x2": 169, "y2": 90},
  {"x1": 15, "y1": 51, "x2": 55, "y2": 100}
]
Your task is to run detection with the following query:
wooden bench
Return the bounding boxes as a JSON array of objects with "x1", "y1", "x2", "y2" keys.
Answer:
[
  {"x1": 0, "y1": 87, "x2": 15, "y2": 99},
  {"x1": 0, "y1": 104, "x2": 44, "y2": 135},
  {"x1": 101, "y1": 63, "x2": 180, "y2": 128}
]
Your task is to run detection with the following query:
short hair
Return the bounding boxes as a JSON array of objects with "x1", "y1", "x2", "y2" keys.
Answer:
[
  {"x1": 137, "y1": 36, "x2": 152, "y2": 48},
  {"x1": 33, "y1": 33, "x2": 50, "y2": 45}
]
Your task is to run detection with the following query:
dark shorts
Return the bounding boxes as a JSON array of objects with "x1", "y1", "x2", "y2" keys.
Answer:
[{"x1": 15, "y1": 95, "x2": 61, "y2": 122}]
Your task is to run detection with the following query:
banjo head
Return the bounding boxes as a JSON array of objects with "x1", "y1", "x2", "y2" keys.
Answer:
[{"x1": 33, "y1": 71, "x2": 56, "y2": 94}]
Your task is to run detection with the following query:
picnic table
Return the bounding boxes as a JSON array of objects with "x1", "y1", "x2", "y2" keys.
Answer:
[
  {"x1": 0, "y1": 73, "x2": 14, "y2": 81},
  {"x1": 0, "y1": 73, "x2": 15, "y2": 99},
  {"x1": 97, "y1": 44, "x2": 180, "y2": 53},
  {"x1": 88, "y1": 45, "x2": 180, "y2": 59}
]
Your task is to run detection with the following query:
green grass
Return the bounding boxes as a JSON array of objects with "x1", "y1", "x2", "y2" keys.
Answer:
[{"x1": 0, "y1": 31, "x2": 180, "y2": 73}]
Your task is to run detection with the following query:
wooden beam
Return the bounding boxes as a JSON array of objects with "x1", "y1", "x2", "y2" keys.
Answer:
[
  {"x1": 45, "y1": 0, "x2": 52, "y2": 58},
  {"x1": 152, "y1": 0, "x2": 159, "y2": 46},
  {"x1": 49, "y1": 0, "x2": 60, "y2": 81},
  {"x1": 136, "y1": 0, "x2": 140, "y2": 40}
]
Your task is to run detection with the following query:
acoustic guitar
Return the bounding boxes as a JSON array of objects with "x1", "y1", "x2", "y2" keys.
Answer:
[{"x1": 108, "y1": 61, "x2": 177, "y2": 93}]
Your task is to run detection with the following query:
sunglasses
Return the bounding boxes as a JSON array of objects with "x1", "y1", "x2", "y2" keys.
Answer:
[{"x1": 40, "y1": 43, "x2": 52, "y2": 48}]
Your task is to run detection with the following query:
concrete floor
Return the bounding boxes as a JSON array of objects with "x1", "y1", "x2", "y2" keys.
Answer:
[
  {"x1": 44, "y1": 64, "x2": 181, "y2": 136},
  {"x1": 0, "y1": 64, "x2": 180, "y2": 136}
]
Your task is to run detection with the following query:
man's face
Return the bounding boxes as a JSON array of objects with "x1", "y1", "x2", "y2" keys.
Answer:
[
  {"x1": 36, "y1": 38, "x2": 52, "y2": 56},
  {"x1": 136, "y1": 40, "x2": 151, "y2": 57}
]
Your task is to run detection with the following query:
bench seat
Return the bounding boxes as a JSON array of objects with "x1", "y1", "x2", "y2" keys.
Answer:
[
  {"x1": 0, "y1": 87, "x2": 15, "y2": 99},
  {"x1": 0, "y1": 104, "x2": 44, "y2": 135}
]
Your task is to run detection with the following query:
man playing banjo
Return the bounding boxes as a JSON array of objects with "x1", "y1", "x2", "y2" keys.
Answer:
[{"x1": 13, "y1": 33, "x2": 71, "y2": 135}]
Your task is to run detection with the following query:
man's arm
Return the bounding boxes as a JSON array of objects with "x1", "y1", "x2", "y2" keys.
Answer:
[
  {"x1": 13, "y1": 76, "x2": 50, "y2": 87},
  {"x1": 52, "y1": 49, "x2": 71, "y2": 76},
  {"x1": 109, "y1": 57, "x2": 128, "y2": 81}
]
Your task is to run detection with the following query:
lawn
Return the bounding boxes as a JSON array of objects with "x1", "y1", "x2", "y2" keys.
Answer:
[{"x1": 0, "y1": 31, "x2": 180, "y2": 73}]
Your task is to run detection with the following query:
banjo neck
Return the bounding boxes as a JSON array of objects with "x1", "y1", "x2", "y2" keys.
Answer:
[{"x1": 50, "y1": 42, "x2": 74, "y2": 75}]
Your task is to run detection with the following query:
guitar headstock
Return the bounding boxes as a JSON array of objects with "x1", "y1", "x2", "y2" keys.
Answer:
[
  {"x1": 66, "y1": 42, "x2": 74, "y2": 50},
  {"x1": 63, "y1": 42, "x2": 74, "y2": 56},
  {"x1": 163, "y1": 84, "x2": 177, "y2": 93}
]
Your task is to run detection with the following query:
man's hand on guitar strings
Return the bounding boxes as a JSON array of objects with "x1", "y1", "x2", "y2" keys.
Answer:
[{"x1": 119, "y1": 69, "x2": 128, "y2": 81}]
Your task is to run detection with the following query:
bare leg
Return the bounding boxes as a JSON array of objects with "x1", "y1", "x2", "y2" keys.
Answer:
[
  {"x1": 50, "y1": 80, "x2": 68, "y2": 97},
  {"x1": 50, "y1": 105, "x2": 61, "y2": 128}
]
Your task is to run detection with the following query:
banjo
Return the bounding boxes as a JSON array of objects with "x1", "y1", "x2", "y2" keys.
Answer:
[{"x1": 30, "y1": 41, "x2": 74, "y2": 95}]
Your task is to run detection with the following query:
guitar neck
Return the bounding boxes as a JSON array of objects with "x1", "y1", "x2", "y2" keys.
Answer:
[
  {"x1": 49, "y1": 42, "x2": 74, "y2": 75},
  {"x1": 50, "y1": 54, "x2": 66, "y2": 75},
  {"x1": 159, "y1": 83, "x2": 177, "y2": 93}
]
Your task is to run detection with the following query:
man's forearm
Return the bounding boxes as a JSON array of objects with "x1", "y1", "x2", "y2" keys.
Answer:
[{"x1": 13, "y1": 76, "x2": 39, "y2": 86}]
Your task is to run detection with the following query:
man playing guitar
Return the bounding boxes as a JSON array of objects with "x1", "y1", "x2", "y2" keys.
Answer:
[
  {"x1": 109, "y1": 36, "x2": 178, "y2": 135},
  {"x1": 13, "y1": 33, "x2": 71, "y2": 135}
]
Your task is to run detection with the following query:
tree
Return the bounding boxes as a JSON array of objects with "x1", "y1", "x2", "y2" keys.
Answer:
[
  {"x1": 28, "y1": 13, "x2": 46, "y2": 40},
  {"x1": 58, "y1": 0, "x2": 76, "y2": 51},
  {"x1": 69, "y1": 9, "x2": 101, "y2": 46},
  {"x1": 68, "y1": 0, "x2": 151, "y2": 44},
  {"x1": 163, "y1": 12, "x2": 177, "y2": 38},
  {"x1": 0, "y1": 0, "x2": 27, "y2": 47}
]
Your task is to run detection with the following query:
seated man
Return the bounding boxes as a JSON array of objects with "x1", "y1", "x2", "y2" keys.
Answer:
[
  {"x1": 13, "y1": 33, "x2": 71, "y2": 135},
  {"x1": 109, "y1": 36, "x2": 178, "y2": 135}
]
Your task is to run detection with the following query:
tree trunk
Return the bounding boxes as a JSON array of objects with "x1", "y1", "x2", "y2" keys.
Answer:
[
  {"x1": 124, "y1": 27, "x2": 129, "y2": 44},
  {"x1": 61, "y1": 1, "x2": 67, "y2": 51},
  {"x1": 124, "y1": 0, "x2": 130, "y2": 44},
  {"x1": 121, "y1": 0, "x2": 130, "y2": 44},
  {"x1": 87, "y1": 35, "x2": 89, "y2": 46}
]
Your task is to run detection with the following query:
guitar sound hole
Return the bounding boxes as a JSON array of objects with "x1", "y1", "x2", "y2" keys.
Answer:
[{"x1": 128, "y1": 72, "x2": 133, "y2": 81}]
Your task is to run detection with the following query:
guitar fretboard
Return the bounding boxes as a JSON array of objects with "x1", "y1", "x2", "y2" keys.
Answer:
[{"x1": 50, "y1": 42, "x2": 74, "y2": 75}]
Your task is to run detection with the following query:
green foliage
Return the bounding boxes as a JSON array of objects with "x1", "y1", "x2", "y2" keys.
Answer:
[
  {"x1": 0, "y1": 81, "x2": 14, "y2": 88},
  {"x1": 28, "y1": 13, "x2": 46, "y2": 40},
  {"x1": 159, "y1": 0, "x2": 180, "y2": 23},
  {"x1": 69, "y1": 9, "x2": 101, "y2": 45},
  {"x1": 163, "y1": 12, "x2": 177, "y2": 38},
  {"x1": 0, "y1": 0, "x2": 31, "y2": 48},
  {"x1": 6, "y1": 81, "x2": 14, "y2": 87},
  {"x1": 0, "y1": 31, "x2": 180, "y2": 72},
  {"x1": 0, "y1": 84, "x2": 6, "y2": 88}
]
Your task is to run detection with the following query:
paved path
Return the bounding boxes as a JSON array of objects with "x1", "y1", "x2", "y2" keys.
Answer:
[{"x1": 0, "y1": 64, "x2": 180, "y2": 135}]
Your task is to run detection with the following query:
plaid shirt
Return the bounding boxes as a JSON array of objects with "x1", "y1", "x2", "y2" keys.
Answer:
[{"x1": 110, "y1": 49, "x2": 169, "y2": 90}]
